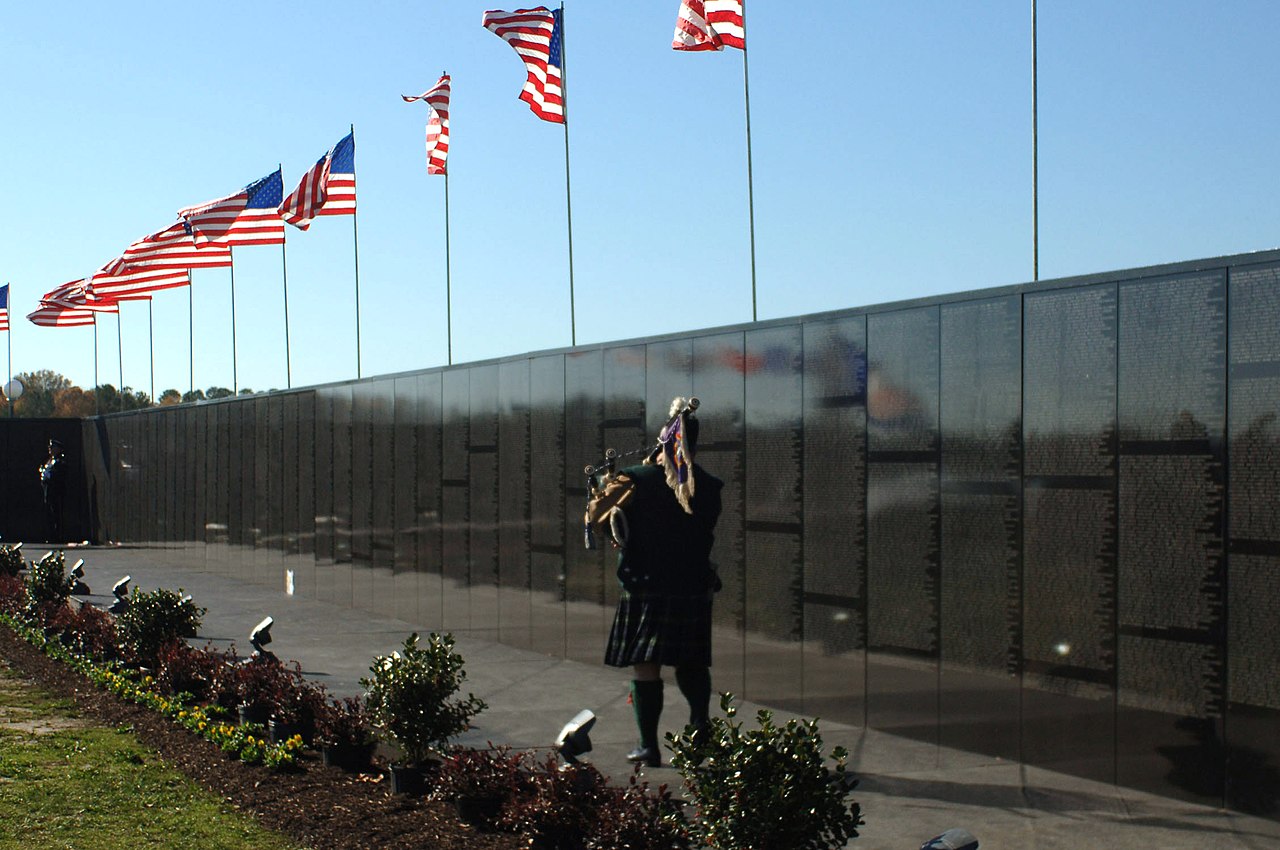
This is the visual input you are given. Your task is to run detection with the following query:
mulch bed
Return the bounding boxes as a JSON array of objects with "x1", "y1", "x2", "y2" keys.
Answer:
[{"x1": 0, "y1": 625, "x2": 524, "y2": 850}]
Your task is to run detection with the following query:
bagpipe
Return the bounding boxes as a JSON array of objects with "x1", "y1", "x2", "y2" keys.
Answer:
[{"x1": 582, "y1": 397, "x2": 699, "y2": 550}]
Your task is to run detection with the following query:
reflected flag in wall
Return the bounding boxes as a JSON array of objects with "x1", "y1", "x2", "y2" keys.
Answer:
[
  {"x1": 178, "y1": 169, "x2": 286, "y2": 247},
  {"x1": 673, "y1": 0, "x2": 745, "y2": 51},
  {"x1": 0, "y1": 284, "x2": 8, "y2": 332},
  {"x1": 403, "y1": 76, "x2": 451, "y2": 175},
  {"x1": 483, "y1": 7, "x2": 564, "y2": 123},
  {"x1": 122, "y1": 221, "x2": 232, "y2": 271},
  {"x1": 279, "y1": 131, "x2": 357, "y2": 230}
]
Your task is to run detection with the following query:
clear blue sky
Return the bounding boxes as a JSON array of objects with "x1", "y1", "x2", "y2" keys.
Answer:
[{"x1": 3, "y1": 1, "x2": 1278, "y2": 396}]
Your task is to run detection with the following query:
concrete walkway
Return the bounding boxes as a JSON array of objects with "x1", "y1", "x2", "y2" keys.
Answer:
[{"x1": 58, "y1": 544, "x2": 1280, "y2": 850}]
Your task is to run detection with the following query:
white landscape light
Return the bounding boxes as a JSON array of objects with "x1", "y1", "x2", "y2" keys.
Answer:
[
  {"x1": 69, "y1": 559, "x2": 90, "y2": 595},
  {"x1": 108, "y1": 575, "x2": 131, "y2": 614},
  {"x1": 70, "y1": 559, "x2": 85, "y2": 578},
  {"x1": 921, "y1": 828, "x2": 979, "y2": 850},
  {"x1": 555, "y1": 709, "x2": 596, "y2": 764},
  {"x1": 250, "y1": 616, "x2": 275, "y2": 660}
]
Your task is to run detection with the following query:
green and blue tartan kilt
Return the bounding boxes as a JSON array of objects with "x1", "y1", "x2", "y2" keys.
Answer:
[{"x1": 604, "y1": 589, "x2": 714, "y2": 668}]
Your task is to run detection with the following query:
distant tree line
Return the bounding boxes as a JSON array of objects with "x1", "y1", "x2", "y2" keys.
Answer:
[{"x1": 0, "y1": 370, "x2": 258, "y2": 417}]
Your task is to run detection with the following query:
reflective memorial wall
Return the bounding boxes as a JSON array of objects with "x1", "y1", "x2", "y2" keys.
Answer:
[{"x1": 80, "y1": 252, "x2": 1280, "y2": 815}]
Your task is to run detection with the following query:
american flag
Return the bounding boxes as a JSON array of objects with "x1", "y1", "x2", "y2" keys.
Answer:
[
  {"x1": 122, "y1": 221, "x2": 232, "y2": 271},
  {"x1": 178, "y1": 169, "x2": 286, "y2": 248},
  {"x1": 41, "y1": 280, "x2": 119, "y2": 313},
  {"x1": 279, "y1": 131, "x2": 357, "y2": 230},
  {"x1": 89, "y1": 257, "x2": 190, "y2": 301},
  {"x1": 403, "y1": 76, "x2": 451, "y2": 175},
  {"x1": 27, "y1": 303, "x2": 99, "y2": 327},
  {"x1": 0, "y1": 284, "x2": 8, "y2": 332},
  {"x1": 483, "y1": 8, "x2": 564, "y2": 123},
  {"x1": 673, "y1": 0, "x2": 745, "y2": 51}
]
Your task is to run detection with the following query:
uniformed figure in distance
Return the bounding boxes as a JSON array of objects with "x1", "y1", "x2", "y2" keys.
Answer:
[
  {"x1": 584, "y1": 397, "x2": 723, "y2": 767},
  {"x1": 39, "y1": 438, "x2": 67, "y2": 543}
]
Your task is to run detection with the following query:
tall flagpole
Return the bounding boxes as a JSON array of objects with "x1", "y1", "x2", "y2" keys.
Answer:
[
  {"x1": 93, "y1": 316, "x2": 100, "y2": 416},
  {"x1": 148, "y1": 299, "x2": 155, "y2": 405},
  {"x1": 560, "y1": 2, "x2": 578, "y2": 346},
  {"x1": 6, "y1": 284, "x2": 11, "y2": 418},
  {"x1": 741, "y1": 0, "x2": 758, "y2": 321},
  {"x1": 117, "y1": 311, "x2": 124, "y2": 412},
  {"x1": 282, "y1": 225, "x2": 292, "y2": 388},
  {"x1": 352, "y1": 123, "x2": 363, "y2": 379},
  {"x1": 444, "y1": 167, "x2": 453, "y2": 365},
  {"x1": 189, "y1": 277, "x2": 195, "y2": 398},
  {"x1": 230, "y1": 248, "x2": 239, "y2": 394},
  {"x1": 1032, "y1": 0, "x2": 1039, "y2": 281}
]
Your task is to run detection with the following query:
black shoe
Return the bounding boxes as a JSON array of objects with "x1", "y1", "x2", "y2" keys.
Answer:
[{"x1": 626, "y1": 746, "x2": 661, "y2": 767}]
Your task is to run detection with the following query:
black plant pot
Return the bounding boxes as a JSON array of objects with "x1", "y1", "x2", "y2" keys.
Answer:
[
  {"x1": 322, "y1": 741, "x2": 377, "y2": 772},
  {"x1": 237, "y1": 704, "x2": 268, "y2": 727},
  {"x1": 268, "y1": 719, "x2": 301, "y2": 745},
  {"x1": 455, "y1": 794, "x2": 504, "y2": 828},
  {"x1": 388, "y1": 763, "x2": 428, "y2": 796}
]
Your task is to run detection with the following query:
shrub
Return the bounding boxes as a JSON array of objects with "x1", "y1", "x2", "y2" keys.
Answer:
[
  {"x1": 430, "y1": 744, "x2": 534, "y2": 830},
  {"x1": 0, "y1": 574, "x2": 24, "y2": 615},
  {"x1": 314, "y1": 695, "x2": 376, "y2": 749},
  {"x1": 587, "y1": 769, "x2": 691, "y2": 850},
  {"x1": 666, "y1": 693, "x2": 862, "y2": 850},
  {"x1": 497, "y1": 754, "x2": 614, "y2": 850},
  {"x1": 232, "y1": 654, "x2": 327, "y2": 732},
  {"x1": 361, "y1": 632, "x2": 487, "y2": 765},
  {"x1": 114, "y1": 587, "x2": 205, "y2": 667},
  {"x1": 59, "y1": 603, "x2": 119, "y2": 662},
  {"x1": 153, "y1": 639, "x2": 226, "y2": 702},
  {"x1": 23, "y1": 550, "x2": 75, "y2": 625}
]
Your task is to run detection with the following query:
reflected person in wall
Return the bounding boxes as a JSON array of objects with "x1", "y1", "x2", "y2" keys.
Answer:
[
  {"x1": 39, "y1": 438, "x2": 67, "y2": 543},
  {"x1": 585, "y1": 398, "x2": 723, "y2": 767}
]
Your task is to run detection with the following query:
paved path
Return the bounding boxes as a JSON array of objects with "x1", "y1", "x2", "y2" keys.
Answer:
[{"x1": 60, "y1": 543, "x2": 1280, "y2": 850}]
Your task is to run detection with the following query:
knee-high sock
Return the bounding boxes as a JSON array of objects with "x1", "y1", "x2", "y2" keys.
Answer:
[
  {"x1": 630, "y1": 679, "x2": 664, "y2": 750},
  {"x1": 674, "y1": 665, "x2": 711, "y2": 728}
]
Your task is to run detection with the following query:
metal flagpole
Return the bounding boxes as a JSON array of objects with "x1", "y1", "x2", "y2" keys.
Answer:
[
  {"x1": 351, "y1": 123, "x2": 363, "y2": 379},
  {"x1": 282, "y1": 226, "x2": 292, "y2": 388},
  {"x1": 189, "y1": 276, "x2": 194, "y2": 398},
  {"x1": 741, "y1": 0, "x2": 759, "y2": 321},
  {"x1": 117, "y1": 311, "x2": 124, "y2": 412},
  {"x1": 444, "y1": 167, "x2": 453, "y2": 365},
  {"x1": 560, "y1": 2, "x2": 578, "y2": 346},
  {"x1": 149, "y1": 299, "x2": 155, "y2": 405},
  {"x1": 230, "y1": 248, "x2": 238, "y2": 394},
  {"x1": 93, "y1": 315, "x2": 100, "y2": 416},
  {"x1": 1032, "y1": 0, "x2": 1039, "y2": 281},
  {"x1": 6, "y1": 284, "x2": 11, "y2": 418}
]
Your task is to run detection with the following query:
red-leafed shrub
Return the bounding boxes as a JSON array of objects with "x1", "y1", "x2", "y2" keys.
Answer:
[{"x1": 59, "y1": 604, "x2": 120, "y2": 662}]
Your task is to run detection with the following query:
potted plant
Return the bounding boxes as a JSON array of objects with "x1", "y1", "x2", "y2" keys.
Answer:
[
  {"x1": 361, "y1": 632, "x2": 488, "y2": 795},
  {"x1": 430, "y1": 744, "x2": 533, "y2": 829},
  {"x1": 315, "y1": 696, "x2": 377, "y2": 771}
]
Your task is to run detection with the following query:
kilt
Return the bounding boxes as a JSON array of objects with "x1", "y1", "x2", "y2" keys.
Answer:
[{"x1": 604, "y1": 589, "x2": 714, "y2": 668}]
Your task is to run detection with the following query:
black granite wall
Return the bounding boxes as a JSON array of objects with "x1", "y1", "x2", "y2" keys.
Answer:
[{"x1": 78, "y1": 251, "x2": 1280, "y2": 815}]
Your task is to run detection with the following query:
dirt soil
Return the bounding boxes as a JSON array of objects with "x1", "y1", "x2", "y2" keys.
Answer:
[{"x1": 0, "y1": 626, "x2": 524, "y2": 850}]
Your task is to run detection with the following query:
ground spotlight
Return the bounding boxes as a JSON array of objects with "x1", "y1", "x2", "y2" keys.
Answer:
[
  {"x1": 69, "y1": 559, "x2": 90, "y2": 595},
  {"x1": 249, "y1": 616, "x2": 276, "y2": 661},
  {"x1": 108, "y1": 575, "x2": 131, "y2": 614},
  {"x1": 921, "y1": 828, "x2": 978, "y2": 850},
  {"x1": 555, "y1": 709, "x2": 596, "y2": 764}
]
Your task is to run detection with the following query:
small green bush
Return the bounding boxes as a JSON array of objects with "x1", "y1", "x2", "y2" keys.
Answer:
[
  {"x1": 114, "y1": 587, "x2": 205, "y2": 667},
  {"x1": 24, "y1": 550, "x2": 75, "y2": 624},
  {"x1": 667, "y1": 693, "x2": 863, "y2": 850},
  {"x1": 361, "y1": 632, "x2": 487, "y2": 765},
  {"x1": 0, "y1": 543, "x2": 24, "y2": 577}
]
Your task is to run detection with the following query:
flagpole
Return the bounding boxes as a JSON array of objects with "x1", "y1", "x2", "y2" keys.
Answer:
[
  {"x1": 117, "y1": 311, "x2": 124, "y2": 412},
  {"x1": 6, "y1": 285, "x2": 12, "y2": 418},
  {"x1": 1032, "y1": 0, "x2": 1039, "y2": 281},
  {"x1": 282, "y1": 225, "x2": 292, "y2": 389},
  {"x1": 560, "y1": 2, "x2": 577, "y2": 347},
  {"x1": 740, "y1": 0, "x2": 758, "y2": 321},
  {"x1": 188, "y1": 281, "x2": 196, "y2": 399},
  {"x1": 148, "y1": 299, "x2": 155, "y2": 405},
  {"x1": 230, "y1": 248, "x2": 238, "y2": 394},
  {"x1": 444, "y1": 168, "x2": 453, "y2": 365},
  {"x1": 351, "y1": 123, "x2": 363, "y2": 379},
  {"x1": 93, "y1": 316, "x2": 100, "y2": 416}
]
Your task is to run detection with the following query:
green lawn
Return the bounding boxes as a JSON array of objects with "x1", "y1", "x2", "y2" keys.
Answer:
[{"x1": 0, "y1": 666, "x2": 308, "y2": 850}]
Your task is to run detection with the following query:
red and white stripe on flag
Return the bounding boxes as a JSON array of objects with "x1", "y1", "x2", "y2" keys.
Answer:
[
  {"x1": 483, "y1": 8, "x2": 564, "y2": 123},
  {"x1": 673, "y1": 0, "x2": 744, "y2": 51},
  {"x1": 280, "y1": 132, "x2": 356, "y2": 230},
  {"x1": 403, "y1": 75, "x2": 451, "y2": 175},
  {"x1": 89, "y1": 258, "x2": 190, "y2": 300},
  {"x1": 123, "y1": 222, "x2": 231, "y2": 271},
  {"x1": 28, "y1": 303, "x2": 98, "y2": 327},
  {"x1": 42, "y1": 279, "x2": 118, "y2": 313}
]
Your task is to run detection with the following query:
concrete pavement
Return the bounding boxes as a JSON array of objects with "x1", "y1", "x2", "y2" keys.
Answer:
[{"x1": 57, "y1": 543, "x2": 1280, "y2": 850}]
